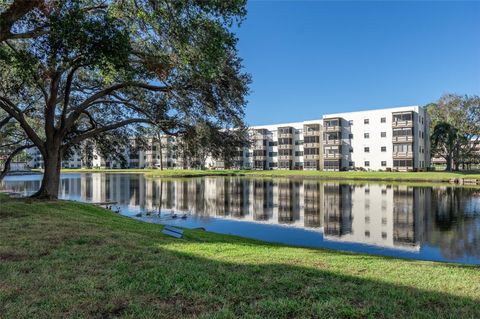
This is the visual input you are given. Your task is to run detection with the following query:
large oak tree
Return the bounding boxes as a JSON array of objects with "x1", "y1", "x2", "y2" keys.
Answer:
[{"x1": 0, "y1": 0, "x2": 250, "y2": 199}]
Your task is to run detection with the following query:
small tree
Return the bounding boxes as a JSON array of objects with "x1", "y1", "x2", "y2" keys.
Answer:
[{"x1": 0, "y1": 0, "x2": 250, "y2": 198}]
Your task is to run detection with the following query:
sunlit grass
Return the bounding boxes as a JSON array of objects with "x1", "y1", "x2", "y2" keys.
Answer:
[
  {"x1": 0, "y1": 196, "x2": 479, "y2": 318},
  {"x1": 58, "y1": 168, "x2": 480, "y2": 183}
]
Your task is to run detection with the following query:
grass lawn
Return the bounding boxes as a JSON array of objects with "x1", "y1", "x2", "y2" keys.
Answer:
[
  {"x1": 59, "y1": 168, "x2": 480, "y2": 183},
  {"x1": 1, "y1": 197, "x2": 479, "y2": 318}
]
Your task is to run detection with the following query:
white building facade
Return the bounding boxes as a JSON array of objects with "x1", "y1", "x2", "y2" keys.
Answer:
[
  {"x1": 322, "y1": 106, "x2": 430, "y2": 171},
  {"x1": 25, "y1": 105, "x2": 431, "y2": 172}
]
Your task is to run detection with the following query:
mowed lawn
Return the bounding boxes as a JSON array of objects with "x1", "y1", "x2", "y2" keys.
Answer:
[
  {"x1": 1, "y1": 197, "x2": 479, "y2": 318},
  {"x1": 59, "y1": 168, "x2": 480, "y2": 183}
]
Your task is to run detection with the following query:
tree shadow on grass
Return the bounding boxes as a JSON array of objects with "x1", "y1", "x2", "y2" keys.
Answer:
[{"x1": 1, "y1": 202, "x2": 480, "y2": 318}]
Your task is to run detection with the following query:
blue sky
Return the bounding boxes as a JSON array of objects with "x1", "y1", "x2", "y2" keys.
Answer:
[{"x1": 236, "y1": 1, "x2": 480, "y2": 125}]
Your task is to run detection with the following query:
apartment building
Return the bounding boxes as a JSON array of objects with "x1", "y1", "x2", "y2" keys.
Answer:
[
  {"x1": 220, "y1": 119, "x2": 324, "y2": 171},
  {"x1": 24, "y1": 105, "x2": 431, "y2": 171},
  {"x1": 322, "y1": 106, "x2": 430, "y2": 171}
]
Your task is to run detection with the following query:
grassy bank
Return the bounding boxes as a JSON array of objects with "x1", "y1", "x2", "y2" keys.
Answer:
[
  {"x1": 1, "y1": 197, "x2": 479, "y2": 318},
  {"x1": 59, "y1": 168, "x2": 480, "y2": 183}
]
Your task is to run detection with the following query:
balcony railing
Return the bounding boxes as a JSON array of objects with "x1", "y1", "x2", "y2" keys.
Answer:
[
  {"x1": 304, "y1": 142, "x2": 320, "y2": 148},
  {"x1": 323, "y1": 139, "x2": 341, "y2": 145},
  {"x1": 253, "y1": 145, "x2": 267, "y2": 150},
  {"x1": 323, "y1": 153, "x2": 342, "y2": 160},
  {"x1": 278, "y1": 155, "x2": 293, "y2": 160},
  {"x1": 303, "y1": 130, "x2": 320, "y2": 136},
  {"x1": 324, "y1": 125, "x2": 341, "y2": 132},
  {"x1": 278, "y1": 133, "x2": 293, "y2": 138},
  {"x1": 304, "y1": 154, "x2": 320, "y2": 160},
  {"x1": 392, "y1": 120, "x2": 413, "y2": 128},
  {"x1": 253, "y1": 155, "x2": 266, "y2": 160},
  {"x1": 392, "y1": 136, "x2": 414, "y2": 143},
  {"x1": 278, "y1": 144, "x2": 293, "y2": 149},
  {"x1": 392, "y1": 152, "x2": 414, "y2": 158}
]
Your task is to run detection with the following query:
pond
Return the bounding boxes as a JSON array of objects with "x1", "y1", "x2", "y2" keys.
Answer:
[{"x1": 2, "y1": 173, "x2": 480, "y2": 265}]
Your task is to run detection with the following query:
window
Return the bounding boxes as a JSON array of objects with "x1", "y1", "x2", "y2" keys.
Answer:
[
  {"x1": 349, "y1": 147, "x2": 353, "y2": 153},
  {"x1": 381, "y1": 117, "x2": 386, "y2": 123},
  {"x1": 365, "y1": 161, "x2": 370, "y2": 167},
  {"x1": 304, "y1": 148, "x2": 319, "y2": 155},
  {"x1": 349, "y1": 161, "x2": 355, "y2": 167},
  {"x1": 348, "y1": 133, "x2": 353, "y2": 139},
  {"x1": 304, "y1": 136, "x2": 319, "y2": 143},
  {"x1": 393, "y1": 143, "x2": 412, "y2": 153},
  {"x1": 364, "y1": 133, "x2": 369, "y2": 138},
  {"x1": 295, "y1": 140, "x2": 304, "y2": 145},
  {"x1": 364, "y1": 147, "x2": 370, "y2": 153},
  {"x1": 381, "y1": 132, "x2": 386, "y2": 138},
  {"x1": 349, "y1": 120, "x2": 353, "y2": 125},
  {"x1": 381, "y1": 146, "x2": 387, "y2": 152},
  {"x1": 393, "y1": 159, "x2": 413, "y2": 167},
  {"x1": 295, "y1": 151, "x2": 303, "y2": 156},
  {"x1": 278, "y1": 149, "x2": 292, "y2": 156},
  {"x1": 393, "y1": 112, "x2": 413, "y2": 122},
  {"x1": 393, "y1": 128, "x2": 413, "y2": 137},
  {"x1": 381, "y1": 161, "x2": 387, "y2": 166},
  {"x1": 364, "y1": 119, "x2": 369, "y2": 124}
]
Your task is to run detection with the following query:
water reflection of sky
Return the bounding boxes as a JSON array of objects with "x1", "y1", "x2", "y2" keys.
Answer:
[{"x1": 2, "y1": 173, "x2": 480, "y2": 265}]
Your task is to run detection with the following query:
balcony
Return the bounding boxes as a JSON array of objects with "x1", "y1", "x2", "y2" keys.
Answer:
[
  {"x1": 393, "y1": 152, "x2": 414, "y2": 159},
  {"x1": 324, "y1": 125, "x2": 341, "y2": 132},
  {"x1": 253, "y1": 144, "x2": 267, "y2": 150},
  {"x1": 323, "y1": 153, "x2": 342, "y2": 160},
  {"x1": 278, "y1": 155, "x2": 293, "y2": 160},
  {"x1": 304, "y1": 142, "x2": 320, "y2": 148},
  {"x1": 303, "y1": 129, "x2": 320, "y2": 137},
  {"x1": 392, "y1": 136, "x2": 414, "y2": 143},
  {"x1": 323, "y1": 139, "x2": 341, "y2": 146},
  {"x1": 278, "y1": 144, "x2": 293, "y2": 150},
  {"x1": 253, "y1": 155, "x2": 266, "y2": 161},
  {"x1": 304, "y1": 154, "x2": 320, "y2": 160},
  {"x1": 392, "y1": 120, "x2": 413, "y2": 128},
  {"x1": 278, "y1": 133, "x2": 293, "y2": 138}
]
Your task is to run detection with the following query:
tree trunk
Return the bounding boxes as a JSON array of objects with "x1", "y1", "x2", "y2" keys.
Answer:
[
  {"x1": 159, "y1": 139, "x2": 163, "y2": 170},
  {"x1": 31, "y1": 146, "x2": 62, "y2": 199},
  {"x1": 445, "y1": 155, "x2": 452, "y2": 171}
]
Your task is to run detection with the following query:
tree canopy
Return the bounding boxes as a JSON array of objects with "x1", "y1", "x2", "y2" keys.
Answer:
[
  {"x1": 427, "y1": 94, "x2": 480, "y2": 171},
  {"x1": 0, "y1": 0, "x2": 250, "y2": 198}
]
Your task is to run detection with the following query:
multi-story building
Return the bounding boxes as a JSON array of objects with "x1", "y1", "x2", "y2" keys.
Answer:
[
  {"x1": 233, "y1": 119, "x2": 324, "y2": 170},
  {"x1": 322, "y1": 106, "x2": 430, "y2": 171},
  {"x1": 23, "y1": 105, "x2": 431, "y2": 171}
]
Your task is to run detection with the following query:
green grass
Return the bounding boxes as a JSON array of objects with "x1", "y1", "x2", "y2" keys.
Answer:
[
  {"x1": 59, "y1": 168, "x2": 480, "y2": 183},
  {"x1": 1, "y1": 196, "x2": 479, "y2": 318}
]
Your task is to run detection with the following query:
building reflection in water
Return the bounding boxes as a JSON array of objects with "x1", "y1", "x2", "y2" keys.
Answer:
[{"x1": 3, "y1": 173, "x2": 479, "y2": 260}]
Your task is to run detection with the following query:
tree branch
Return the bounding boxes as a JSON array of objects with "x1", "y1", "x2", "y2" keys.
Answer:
[
  {"x1": 0, "y1": 96, "x2": 44, "y2": 152},
  {"x1": 63, "y1": 82, "x2": 171, "y2": 133},
  {"x1": 0, "y1": 143, "x2": 34, "y2": 181},
  {"x1": 0, "y1": 115, "x2": 13, "y2": 129},
  {"x1": 62, "y1": 118, "x2": 152, "y2": 149},
  {"x1": 0, "y1": 0, "x2": 45, "y2": 42}
]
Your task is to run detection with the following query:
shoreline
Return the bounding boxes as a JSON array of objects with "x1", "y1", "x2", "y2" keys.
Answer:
[{"x1": 49, "y1": 168, "x2": 480, "y2": 185}]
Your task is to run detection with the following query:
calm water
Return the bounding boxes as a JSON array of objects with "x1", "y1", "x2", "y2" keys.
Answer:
[{"x1": 2, "y1": 173, "x2": 480, "y2": 264}]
